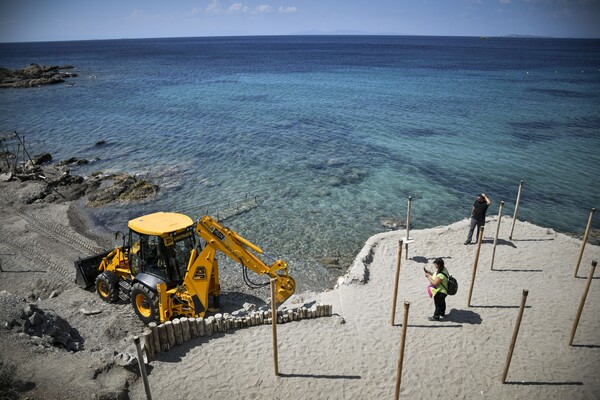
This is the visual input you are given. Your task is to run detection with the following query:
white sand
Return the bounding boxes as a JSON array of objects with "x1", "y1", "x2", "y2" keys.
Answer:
[{"x1": 129, "y1": 217, "x2": 600, "y2": 399}]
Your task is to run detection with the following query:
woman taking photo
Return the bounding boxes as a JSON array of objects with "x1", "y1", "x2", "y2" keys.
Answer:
[{"x1": 425, "y1": 258, "x2": 449, "y2": 321}]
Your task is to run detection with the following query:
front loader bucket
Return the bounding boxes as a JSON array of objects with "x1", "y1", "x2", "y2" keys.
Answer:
[{"x1": 74, "y1": 250, "x2": 110, "y2": 289}]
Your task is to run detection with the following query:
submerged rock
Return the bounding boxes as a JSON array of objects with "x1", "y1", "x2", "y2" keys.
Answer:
[
  {"x1": 87, "y1": 174, "x2": 158, "y2": 207},
  {"x1": 381, "y1": 218, "x2": 405, "y2": 230}
]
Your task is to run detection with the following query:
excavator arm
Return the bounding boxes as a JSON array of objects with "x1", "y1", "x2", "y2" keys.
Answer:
[
  {"x1": 194, "y1": 215, "x2": 296, "y2": 304},
  {"x1": 158, "y1": 215, "x2": 296, "y2": 322}
]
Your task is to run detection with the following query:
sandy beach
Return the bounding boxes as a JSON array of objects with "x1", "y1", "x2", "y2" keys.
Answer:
[{"x1": 1, "y1": 177, "x2": 599, "y2": 400}]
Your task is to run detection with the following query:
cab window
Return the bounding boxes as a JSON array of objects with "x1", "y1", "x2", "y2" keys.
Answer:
[
  {"x1": 129, "y1": 231, "x2": 167, "y2": 280},
  {"x1": 164, "y1": 231, "x2": 195, "y2": 282}
]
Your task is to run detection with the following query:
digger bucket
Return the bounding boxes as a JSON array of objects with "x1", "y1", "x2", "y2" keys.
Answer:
[{"x1": 74, "y1": 250, "x2": 110, "y2": 288}]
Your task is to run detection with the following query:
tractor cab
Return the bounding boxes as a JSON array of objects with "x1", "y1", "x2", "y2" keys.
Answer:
[{"x1": 127, "y1": 212, "x2": 197, "y2": 287}]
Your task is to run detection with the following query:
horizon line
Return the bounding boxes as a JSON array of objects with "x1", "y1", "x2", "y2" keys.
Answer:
[{"x1": 2, "y1": 32, "x2": 600, "y2": 45}]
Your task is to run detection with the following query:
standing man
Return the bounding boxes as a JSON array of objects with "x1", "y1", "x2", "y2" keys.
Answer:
[{"x1": 465, "y1": 193, "x2": 491, "y2": 245}]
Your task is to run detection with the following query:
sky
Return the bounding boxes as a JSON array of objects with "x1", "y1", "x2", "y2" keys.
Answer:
[{"x1": 1, "y1": 0, "x2": 599, "y2": 42}]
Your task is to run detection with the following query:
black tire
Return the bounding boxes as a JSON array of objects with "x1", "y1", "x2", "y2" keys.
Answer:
[
  {"x1": 95, "y1": 271, "x2": 119, "y2": 303},
  {"x1": 130, "y1": 282, "x2": 159, "y2": 324}
]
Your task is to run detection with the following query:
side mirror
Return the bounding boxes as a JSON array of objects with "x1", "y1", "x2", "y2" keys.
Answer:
[{"x1": 114, "y1": 231, "x2": 128, "y2": 249}]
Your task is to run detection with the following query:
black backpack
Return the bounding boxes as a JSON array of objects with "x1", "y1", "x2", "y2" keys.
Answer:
[{"x1": 439, "y1": 271, "x2": 458, "y2": 296}]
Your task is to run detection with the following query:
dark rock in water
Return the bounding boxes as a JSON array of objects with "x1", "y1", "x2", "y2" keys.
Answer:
[
  {"x1": 95, "y1": 140, "x2": 107, "y2": 146},
  {"x1": 381, "y1": 218, "x2": 405, "y2": 230},
  {"x1": 32, "y1": 153, "x2": 52, "y2": 165},
  {"x1": 56, "y1": 157, "x2": 89, "y2": 167},
  {"x1": 321, "y1": 257, "x2": 341, "y2": 267},
  {"x1": 0, "y1": 63, "x2": 78, "y2": 89}
]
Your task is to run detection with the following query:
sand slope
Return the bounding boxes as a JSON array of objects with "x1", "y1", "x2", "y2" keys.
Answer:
[{"x1": 129, "y1": 217, "x2": 600, "y2": 400}]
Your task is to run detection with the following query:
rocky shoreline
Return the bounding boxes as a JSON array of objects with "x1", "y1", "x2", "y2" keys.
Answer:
[
  {"x1": 0, "y1": 64, "x2": 78, "y2": 89},
  {"x1": 0, "y1": 150, "x2": 158, "y2": 208}
]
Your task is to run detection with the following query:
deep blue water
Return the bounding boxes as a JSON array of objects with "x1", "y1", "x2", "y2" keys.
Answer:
[{"x1": 1, "y1": 36, "x2": 599, "y2": 291}]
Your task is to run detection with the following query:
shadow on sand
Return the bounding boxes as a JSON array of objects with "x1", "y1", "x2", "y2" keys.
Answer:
[
  {"x1": 394, "y1": 309, "x2": 482, "y2": 327},
  {"x1": 279, "y1": 373, "x2": 361, "y2": 380},
  {"x1": 510, "y1": 238, "x2": 555, "y2": 242},
  {"x1": 410, "y1": 256, "x2": 452, "y2": 264},
  {"x1": 444, "y1": 308, "x2": 482, "y2": 324},
  {"x1": 504, "y1": 381, "x2": 583, "y2": 386},
  {"x1": 491, "y1": 268, "x2": 543, "y2": 273},
  {"x1": 482, "y1": 238, "x2": 517, "y2": 248},
  {"x1": 571, "y1": 343, "x2": 600, "y2": 349},
  {"x1": 471, "y1": 304, "x2": 531, "y2": 309}
]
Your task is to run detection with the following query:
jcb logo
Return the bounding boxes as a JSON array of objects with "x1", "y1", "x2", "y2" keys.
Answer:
[
  {"x1": 193, "y1": 266, "x2": 207, "y2": 280},
  {"x1": 210, "y1": 227, "x2": 225, "y2": 240}
]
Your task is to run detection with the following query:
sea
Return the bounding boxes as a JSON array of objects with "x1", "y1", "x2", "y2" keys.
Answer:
[{"x1": 1, "y1": 35, "x2": 599, "y2": 292}]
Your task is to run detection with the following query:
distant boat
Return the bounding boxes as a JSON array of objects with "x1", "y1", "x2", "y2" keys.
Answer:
[{"x1": 479, "y1": 36, "x2": 490, "y2": 40}]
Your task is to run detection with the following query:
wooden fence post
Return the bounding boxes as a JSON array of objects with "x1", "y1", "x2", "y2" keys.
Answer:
[
  {"x1": 509, "y1": 180, "x2": 524, "y2": 240},
  {"x1": 405, "y1": 196, "x2": 412, "y2": 259},
  {"x1": 569, "y1": 260, "x2": 597, "y2": 345},
  {"x1": 574, "y1": 208, "x2": 596, "y2": 278},
  {"x1": 501, "y1": 289, "x2": 529, "y2": 384},
  {"x1": 270, "y1": 278, "x2": 279, "y2": 376},
  {"x1": 491, "y1": 201, "x2": 505, "y2": 270},
  {"x1": 134, "y1": 336, "x2": 153, "y2": 400},
  {"x1": 391, "y1": 240, "x2": 404, "y2": 326},
  {"x1": 468, "y1": 227, "x2": 485, "y2": 307},
  {"x1": 394, "y1": 302, "x2": 410, "y2": 400},
  {"x1": 149, "y1": 322, "x2": 161, "y2": 355}
]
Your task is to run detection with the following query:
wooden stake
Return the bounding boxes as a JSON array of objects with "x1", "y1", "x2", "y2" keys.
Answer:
[
  {"x1": 574, "y1": 208, "x2": 596, "y2": 278},
  {"x1": 134, "y1": 336, "x2": 153, "y2": 400},
  {"x1": 148, "y1": 322, "x2": 161, "y2": 354},
  {"x1": 165, "y1": 321, "x2": 176, "y2": 348},
  {"x1": 181, "y1": 317, "x2": 191, "y2": 342},
  {"x1": 569, "y1": 260, "x2": 597, "y2": 346},
  {"x1": 394, "y1": 301, "x2": 410, "y2": 400},
  {"x1": 391, "y1": 240, "x2": 404, "y2": 326},
  {"x1": 142, "y1": 329, "x2": 154, "y2": 361},
  {"x1": 501, "y1": 289, "x2": 529, "y2": 384},
  {"x1": 270, "y1": 278, "x2": 279, "y2": 376},
  {"x1": 172, "y1": 318, "x2": 183, "y2": 345},
  {"x1": 509, "y1": 180, "x2": 524, "y2": 240},
  {"x1": 468, "y1": 227, "x2": 485, "y2": 307},
  {"x1": 405, "y1": 196, "x2": 412, "y2": 259},
  {"x1": 157, "y1": 323, "x2": 169, "y2": 351},
  {"x1": 491, "y1": 201, "x2": 505, "y2": 270}
]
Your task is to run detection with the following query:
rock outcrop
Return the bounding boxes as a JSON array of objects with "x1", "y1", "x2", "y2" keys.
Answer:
[
  {"x1": 1, "y1": 152, "x2": 158, "y2": 206},
  {"x1": 0, "y1": 64, "x2": 78, "y2": 88}
]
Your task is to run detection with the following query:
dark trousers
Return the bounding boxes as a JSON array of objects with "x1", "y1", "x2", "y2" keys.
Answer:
[
  {"x1": 433, "y1": 292, "x2": 447, "y2": 317},
  {"x1": 466, "y1": 218, "x2": 483, "y2": 243}
]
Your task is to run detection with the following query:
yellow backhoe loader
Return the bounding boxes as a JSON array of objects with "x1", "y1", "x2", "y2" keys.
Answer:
[{"x1": 75, "y1": 212, "x2": 295, "y2": 324}]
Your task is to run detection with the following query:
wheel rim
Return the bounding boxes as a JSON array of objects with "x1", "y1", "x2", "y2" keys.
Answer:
[
  {"x1": 135, "y1": 293, "x2": 152, "y2": 318},
  {"x1": 97, "y1": 281, "x2": 109, "y2": 298}
]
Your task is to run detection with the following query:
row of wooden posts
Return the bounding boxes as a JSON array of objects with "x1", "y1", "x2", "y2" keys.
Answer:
[
  {"x1": 393, "y1": 259, "x2": 597, "y2": 397},
  {"x1": 135, "y1": 302, "x2": 333, "y2": 362},
  {"x1": 393, "y1": 179, "x2": 597, "y2": 398}
]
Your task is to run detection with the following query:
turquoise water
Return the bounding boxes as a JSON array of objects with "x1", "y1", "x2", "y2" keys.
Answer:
[{"x1": 1, "y1": 36, "x2": 599, "y2": 291}]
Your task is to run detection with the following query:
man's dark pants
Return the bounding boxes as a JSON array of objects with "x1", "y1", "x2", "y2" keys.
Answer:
[{"x1": 466, "y1": 218, "x2": 484, "y2": 243}]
